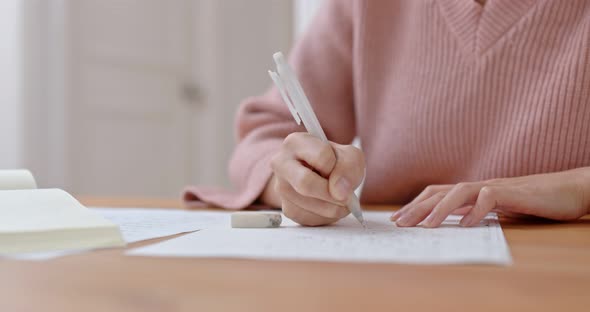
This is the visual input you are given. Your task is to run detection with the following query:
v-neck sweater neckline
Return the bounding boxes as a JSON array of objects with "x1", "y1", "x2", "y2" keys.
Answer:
[{"x1": 437, "y1": 0, "x2": 538, "y2": 55}]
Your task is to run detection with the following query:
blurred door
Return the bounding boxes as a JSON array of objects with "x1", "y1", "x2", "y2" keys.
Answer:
[
  {"x1": 43, "y1": 0, "x2": 293, "y2": 198},
  {"x1": 68, "y1": 0, "x2": 195, "y2": 197}
]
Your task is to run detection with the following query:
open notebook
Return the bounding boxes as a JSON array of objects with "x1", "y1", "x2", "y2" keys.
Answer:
[{"x1": 0, "y1": 170, "x2": 125, "y2": 254}]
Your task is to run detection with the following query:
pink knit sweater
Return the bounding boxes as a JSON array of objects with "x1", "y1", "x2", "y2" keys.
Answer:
[{"x1": 184, "y1": 0, "x2": 590, "y2": 209}]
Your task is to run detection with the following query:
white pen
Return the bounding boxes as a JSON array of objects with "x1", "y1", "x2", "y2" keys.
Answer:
[{"x1": 269, "y1": 52, "x2": 366, "y2": 227}]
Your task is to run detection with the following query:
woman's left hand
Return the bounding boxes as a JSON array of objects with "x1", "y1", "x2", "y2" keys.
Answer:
[{"x1": 391, "y1": 167, "x2": 590, "y2": 228}]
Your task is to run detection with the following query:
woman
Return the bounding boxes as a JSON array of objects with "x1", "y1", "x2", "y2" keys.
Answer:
[{"x1": 185, "y1": 0, "x2": 590, "y2": 227}]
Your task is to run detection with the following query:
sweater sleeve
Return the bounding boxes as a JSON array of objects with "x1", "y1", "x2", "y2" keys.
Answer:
[{"x1": 183, "y1": 0, "x2": 356, "y2": 209}]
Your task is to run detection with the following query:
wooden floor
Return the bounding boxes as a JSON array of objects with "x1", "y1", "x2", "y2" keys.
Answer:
[{"x1": 1, "y1": 197, "x2": 589, "y2": 312}]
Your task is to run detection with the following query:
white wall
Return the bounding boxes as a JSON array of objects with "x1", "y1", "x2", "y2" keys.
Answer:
[
  {"x1": 294, "y1": 0, "x2": 323, "y2": 37},
  {"x1": 19, "y1": 0, "x2": 67, "y2": 188},
  {"x1": 0, "y1": 0, "x2": 23, "y2": 169},
  {"x1": 18, "y1": 0, "x2": 294, "y2": 194}
]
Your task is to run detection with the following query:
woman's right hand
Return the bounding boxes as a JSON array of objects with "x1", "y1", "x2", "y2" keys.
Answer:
[{"x1": 261, "y1": 132, "x2": 366, "y2": 226}]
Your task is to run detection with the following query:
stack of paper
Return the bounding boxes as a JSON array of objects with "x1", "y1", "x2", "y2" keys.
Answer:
[{"x1": 0, "y1": 189, "x2": 125, "y2": 255}]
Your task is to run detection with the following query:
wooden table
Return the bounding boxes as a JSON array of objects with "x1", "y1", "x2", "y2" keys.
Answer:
[{"x1": 1, "y1": 197, "x2": 589, "y2": 312}]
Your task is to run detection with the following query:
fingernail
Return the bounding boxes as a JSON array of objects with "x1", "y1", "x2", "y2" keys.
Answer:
[
  {"x1": 396, "y1": 214, "x2": 411, "y2": 227},
  {"x1": 460, "y1": 215, "x2": 473, "y2": 227},
  {"x1": 390, "y1": 211, "x2": 402, "y2": 221},
  {"x1": 333, "y1": 177, "x2": 351, "y2": 201}
]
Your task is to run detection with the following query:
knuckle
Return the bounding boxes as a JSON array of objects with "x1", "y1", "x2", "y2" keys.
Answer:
[
  {"x1": 424, "y1": 184, "x2": 452, "y2": 195},
  {"x1": 434, "y1": 191, "x2": 448, "y2": 199},
  {"x1": 454, "y1": 182, "x2": 471, "y2": 193},
  {"x1": 293, "y1": 171, "x2": 315, "y2": 196},
  {"x1": 283, "y1": 132, "x2": 303, "y2": 149},
  {"x1": 315, "y1": 144, "x2": 336, "y2": 171},
  {"x1": 423, "y1": 185, "x2": 437, "y2": 195},
  {"x1": 336, "y1": 146, "x2": 365, "y2": 180},
  {"x1": 343, "y1": 145, "x2": 365, "y2": 164},
  {"x1": 342, "y1": 146, "x2": 366, "y2": 181},
  {"x1": 486, "y1": 178, "x2": 503, "y2": 185},
  {"x1": 479, "y1": 186, "x2": 496, "y2": 198}
]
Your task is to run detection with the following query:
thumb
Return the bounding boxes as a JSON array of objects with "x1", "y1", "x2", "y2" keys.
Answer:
[{"x1": 327, "y1": 143, "x2": 366, "y2": 202}]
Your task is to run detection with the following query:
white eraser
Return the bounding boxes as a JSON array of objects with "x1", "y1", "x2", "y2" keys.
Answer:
[{"x1": 231, "y1": 211, "x2": 282, "y2": 228}]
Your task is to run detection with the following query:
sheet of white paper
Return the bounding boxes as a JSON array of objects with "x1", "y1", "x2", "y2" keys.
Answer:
[
  {"x1": 89, "y1": 207, "x2": 231, "y2": 243},
  {"x1": 129, "y1": 212, "x2": 512, "y2": 265},
  {"x1": 5, "y1": 208, "x2": 233, "y2": 261}
]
